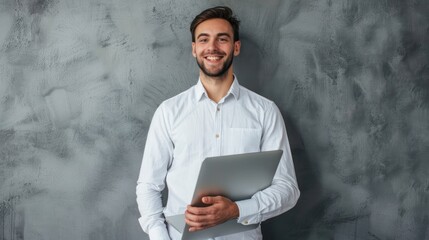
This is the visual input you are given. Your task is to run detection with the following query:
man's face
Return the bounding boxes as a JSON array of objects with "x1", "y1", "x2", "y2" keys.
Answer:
[{"x1": 192, "y1": 18, "x2": 241, "y2": 78}]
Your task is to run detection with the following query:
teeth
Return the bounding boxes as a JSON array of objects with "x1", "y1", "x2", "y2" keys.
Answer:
[{"x1": 206, "y1": 56, "x2": 221, "y2": 61}]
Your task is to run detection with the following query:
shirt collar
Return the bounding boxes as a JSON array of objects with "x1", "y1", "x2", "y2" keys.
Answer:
[
  {"x1": 195, "y1": 79, "x2": 207, "y2": 102},
  {"x1": 194, "y1": 75, "x2": 241, "y2": 102}
]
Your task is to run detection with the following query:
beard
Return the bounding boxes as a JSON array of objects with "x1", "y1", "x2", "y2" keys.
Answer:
[{"x1": 196, "y1": 49, "x2": 234, "y2": 78}]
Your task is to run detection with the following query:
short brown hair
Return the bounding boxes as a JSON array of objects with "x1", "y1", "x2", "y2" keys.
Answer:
[{"x1": 190, "y1": 6, "x2": 240, "y2": 42}]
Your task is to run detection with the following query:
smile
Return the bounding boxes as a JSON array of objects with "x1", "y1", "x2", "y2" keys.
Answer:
[{"x1": 204, "y1": 56, "x2": 223, "y2": 62}]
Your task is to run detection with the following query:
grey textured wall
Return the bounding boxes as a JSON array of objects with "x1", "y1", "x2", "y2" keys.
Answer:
[{"x1": 1, "y1": 0, "x2": 428, "y2": 240}]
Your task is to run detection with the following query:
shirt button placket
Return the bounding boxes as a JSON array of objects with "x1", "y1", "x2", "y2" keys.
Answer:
[{"x1": 214, "y1": 104, "x2": 221, "y2": 155}]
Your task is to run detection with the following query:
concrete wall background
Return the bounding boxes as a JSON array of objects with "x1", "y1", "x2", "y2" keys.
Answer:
[{"x1": 1, "y1": 0, "x2": 428, "y2": 239}]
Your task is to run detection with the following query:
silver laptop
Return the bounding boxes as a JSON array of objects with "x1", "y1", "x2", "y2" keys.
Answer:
[{"x1": 165, "y1": 150, "x2": 283, "y2": 240}]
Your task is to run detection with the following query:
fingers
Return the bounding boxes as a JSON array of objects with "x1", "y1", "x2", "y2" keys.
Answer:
[
  {"x1": 185, "y1": 209, "x2": 218, "y2": 231},
  {"x1": 186, "y1": 196, "x2": 225, "y2": 215},
  {"x1": 202, "y1": 196, "x2": 222, "y2": 204},
  {"x1": 185, "y1": 209, "x2": 216, "y2": 223},
  {"x1": 186, "y1": 205, "x2": 216, "y2": 215},
  {"x1": 184, "y1": 196, "x2": 236, "y2": 232},
  {"x1": 188, "y1": 223, "x2": 217, "y2": 232},
  {"x1": 185, "y1": 206, "x2": 219, "y2": 224},
  {"x1": 185, "y1": 215, "x2": 218, "y2": 232}
]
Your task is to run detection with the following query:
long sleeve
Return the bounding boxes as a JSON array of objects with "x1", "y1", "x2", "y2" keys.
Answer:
[
  {"x1": 235, "y1": 102, "x2": 300, "y2": 225},
  {"x1": 136, "y1": 104, "x2": 173, "y2": 240}
]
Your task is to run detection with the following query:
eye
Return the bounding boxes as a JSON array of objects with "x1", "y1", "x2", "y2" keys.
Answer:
[
  {"x1": 198, "y1": 38, "x2": 208, "y2": 43},
  {"x1": 219, "y1": 38, "x2": 228, "y2": 42}
]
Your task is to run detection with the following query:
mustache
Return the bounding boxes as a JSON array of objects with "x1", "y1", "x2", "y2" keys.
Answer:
[{"x1": 203, "y1": 50, "x2": 225, "y2": 56}]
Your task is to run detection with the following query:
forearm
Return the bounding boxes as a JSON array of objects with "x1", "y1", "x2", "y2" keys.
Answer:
[
  {"x1": 136, "y1": 182, "x2": 170, "y2": 239},
  {"x1": 235, "y1": 176, "x2": 300, "y2": 225}
]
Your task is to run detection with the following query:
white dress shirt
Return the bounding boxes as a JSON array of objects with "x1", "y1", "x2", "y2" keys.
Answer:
[{"x1": 136, "y1": 77, "x2": 300, "y2": 240}]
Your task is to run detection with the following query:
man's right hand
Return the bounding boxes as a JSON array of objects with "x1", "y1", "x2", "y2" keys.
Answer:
[{"x1": 185, "y1": 196, "x2": 239, "y2": 232}]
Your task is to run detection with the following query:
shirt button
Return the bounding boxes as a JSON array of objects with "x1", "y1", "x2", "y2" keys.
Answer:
[
  {"x1": 244, "y1": 220, "x2": 249, "y2": 225},
  {"x1": 215, "y1": 134, "x2": 219, "y2": 138},
  {"x1": 217, "y1": 107, "x2": 220, "y2": 111}
]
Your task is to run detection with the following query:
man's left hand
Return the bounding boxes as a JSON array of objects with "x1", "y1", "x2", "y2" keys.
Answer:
[{"x1": 185, "y1": 196, "x2": 239, "y2": 232}]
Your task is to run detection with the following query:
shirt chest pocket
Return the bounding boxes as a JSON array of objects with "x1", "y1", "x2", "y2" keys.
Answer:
[{"x1": 222, "y1": 128, "x2": 262, "y2": 155}]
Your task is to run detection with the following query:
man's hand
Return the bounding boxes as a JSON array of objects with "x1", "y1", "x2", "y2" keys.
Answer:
[{"x1": 185, "y1": 196, "x2": 239, "y2": 232}]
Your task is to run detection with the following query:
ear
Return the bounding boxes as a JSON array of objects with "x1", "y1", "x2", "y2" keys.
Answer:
[
  {"x1": 233, "y1": 40, "x2": 241, "y2": 56},
  {"x1": 192, "y1": 42, "x2": 196, "y2": 57}
]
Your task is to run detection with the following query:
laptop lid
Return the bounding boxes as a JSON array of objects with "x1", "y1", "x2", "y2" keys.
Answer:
[{"x1": 167, "y1": 150, "x2": 283, "y2": 240}]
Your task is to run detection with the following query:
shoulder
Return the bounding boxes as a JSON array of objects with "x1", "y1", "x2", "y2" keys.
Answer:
[
  {"x1": 155, "y1": 85, "x2": 196, "y2": 122},
  {"x1": 159, "y1": 85, "x2": 195, "y2": 110}
]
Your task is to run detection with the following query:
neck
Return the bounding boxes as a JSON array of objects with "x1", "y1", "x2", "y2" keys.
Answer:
[{"x1": 200, "y1": 69, "x2": 234, "y2": 103}]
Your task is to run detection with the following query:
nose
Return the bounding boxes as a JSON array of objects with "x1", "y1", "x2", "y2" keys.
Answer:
[{"x1": 207, "y1": 39, "x2": 218, "y2": 51}]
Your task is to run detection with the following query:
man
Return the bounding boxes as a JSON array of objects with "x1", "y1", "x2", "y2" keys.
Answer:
[{"x1": 136, "y1": 6, "x2": 300, "y2": 240}]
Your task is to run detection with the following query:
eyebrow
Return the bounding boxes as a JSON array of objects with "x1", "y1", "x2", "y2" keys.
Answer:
[{"x1": 196, "y1": 32, "x2": 232, "y2": 39}]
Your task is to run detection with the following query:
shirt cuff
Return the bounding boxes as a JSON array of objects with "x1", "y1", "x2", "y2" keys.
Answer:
[
  {"x1": 235, "y1": 198, "x2": 260, "y2": 225},
  {"x1": 148, "y1": 225, "x2": 170, "y2": 240}
]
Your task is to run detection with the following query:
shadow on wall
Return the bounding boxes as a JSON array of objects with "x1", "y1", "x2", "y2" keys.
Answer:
[
  {"x1": 262, "y1": 112, "x2": 326, "y2": 240},
  {"x1": 234, "y1": 33, "x2": 262, "y2": 93}
]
